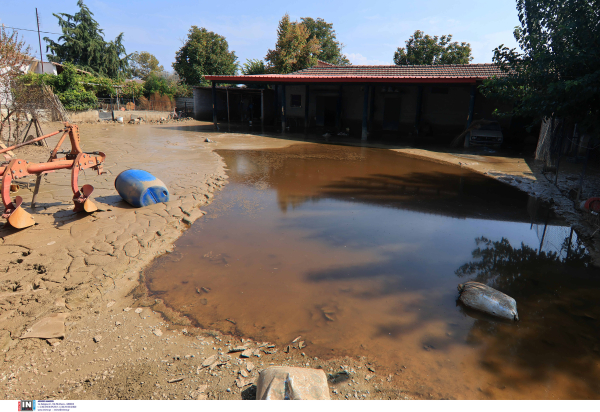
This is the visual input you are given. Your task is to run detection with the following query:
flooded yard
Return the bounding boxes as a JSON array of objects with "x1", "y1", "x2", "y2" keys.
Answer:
[{"x1": 144, "y1": 143, "x2": 600, "y2": 399}]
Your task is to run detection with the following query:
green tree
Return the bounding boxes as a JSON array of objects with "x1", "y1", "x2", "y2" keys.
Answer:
[
  {"x1": 241, "y1": 59, "x2": 267, "y2": 75},
  {"x1": 265, "y1": 14, "x2": 321, "y2": 74},
  {"x1": 44, "y1": 0, "x2": 129, "y2": 79},
  {"x1": 173, "y1": 26, "x2": 238, "y2": 86},
  {"x1": 481, "y1": 0, "x2": 600, "y2": 140},
  {"x1": 393, "y1": 30, "x2": 472, "y2": 65},
  {"x1": 301, "y1": 17, "x2": 349, "y2": 66},
  {"x1": 130, "y1": 51, "x2": 163, "y2": 80}
]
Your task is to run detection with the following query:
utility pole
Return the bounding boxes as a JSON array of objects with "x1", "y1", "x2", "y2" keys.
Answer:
[{"x1": 36, "y1": 8, "x2": 44, "y2": 71}]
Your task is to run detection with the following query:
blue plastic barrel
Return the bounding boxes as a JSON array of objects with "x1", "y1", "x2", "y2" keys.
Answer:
[{"x1": 114, "y1": 169, "x2": 170, "y2": 207}]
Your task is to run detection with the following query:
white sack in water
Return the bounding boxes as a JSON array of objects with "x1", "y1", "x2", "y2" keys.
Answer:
[{"x1": 457, "y1": 281, "x2": 519, "y2": 321}]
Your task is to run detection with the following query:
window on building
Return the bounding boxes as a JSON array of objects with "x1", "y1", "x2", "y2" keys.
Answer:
[
  {"x1": 290, "y1": 94, "x2": 302, "y2": 107},
  {"x1": 431, "y1": 87, "x2": 449, "y2": 94}
]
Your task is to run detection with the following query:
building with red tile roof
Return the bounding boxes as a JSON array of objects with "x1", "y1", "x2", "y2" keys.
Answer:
[{"x1": 200, "y1": 63, "x2": 511, "y2": 143}]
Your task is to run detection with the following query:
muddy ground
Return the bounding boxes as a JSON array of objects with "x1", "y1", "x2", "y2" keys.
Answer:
[{"x1": 0, "y1": 120, "x2": 598, "y2": 400}]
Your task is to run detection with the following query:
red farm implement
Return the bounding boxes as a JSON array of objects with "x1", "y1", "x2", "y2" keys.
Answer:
[{"x1": 0, "y1": 123, "x2": 105, "y2": 229}]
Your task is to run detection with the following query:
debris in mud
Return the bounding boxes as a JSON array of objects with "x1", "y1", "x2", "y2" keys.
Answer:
[
  {"x1": 257, "y1": 367, "x2": 330, "y2": 400},
  {"x1": 167, "y1": 377, "x2": 185, "y2": 383},
  {"x1": 20, "y1": 313, "x2": 68, "y2": 340},
  {"x1": 457, "y1": 281, "x2": 519, "y2": 321},
  {"x1": 228, "y1": 346, "x2": 249, "y2": 353},
  {"x1": 201, "y1": 355, "x2": 218, "y2": 368}
]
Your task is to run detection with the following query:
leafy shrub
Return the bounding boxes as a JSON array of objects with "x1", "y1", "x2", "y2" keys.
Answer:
[{"x1": 58, "y1": 89, "x2": 98, "y2": 111}]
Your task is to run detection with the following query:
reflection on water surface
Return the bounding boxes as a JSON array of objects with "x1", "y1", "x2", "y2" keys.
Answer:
[{"x1": 145, "y1": 144, "x2": 599, "y2": 399}]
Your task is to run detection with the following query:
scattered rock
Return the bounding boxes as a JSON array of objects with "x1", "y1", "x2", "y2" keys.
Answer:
[
  {"x1": 134, "y1": 308, "x2": 143, "y2": 314},
  {"x1": 225, "y1": 318, "x2": 236, "y2": 325},
  {"x1": 115, "y1": 321, "x2": 122, "y2": 326},
  {"x1": 191, "y1": 384, "x2": 208, "y2": 400},
  {"x1": 202, "y1": 355, "x2": 218, "y2": 368},
  {"x1": 167, "y1": 377, "x2": 185, "y2": 383},
  {"x1": 246, "y1": 362, "x2": 254, "y2": 372},
  {"x1": 239, "y1": 369, "x2": 249, "y2": 378},
  {"x1": 55, "y1": 298, "x2": 66, "y2": 307},
  {"x1": 93, "y1": 335, "x2": 102, "y2": 343},
  {"x1": 235, "y1": 377, "x2": 248, "y2": 388},
  {"x1": 228, "y1": 346, "x2": 249, "y2": 353},
  {"x1": 240, "y1": 349, "x2": 253, "y2": 358},
  {"x1": 292, "y1": 336, "x2": 301, "y2": 343},
  {"x1": 106, "y1": 300, "x2": 116, "y2": 308},
  {"x1": 298, "y1": 340, "x2": 306, "y2": 349},
  {"x1": 123, "y1": 307, "x2": 132, "y2": 312},
  {"x1": 204, "y1": 138, "x2": 215, "y2": 143},
  {"x1": 153, "y1": 329, "x2": 163, "y2": 337}
]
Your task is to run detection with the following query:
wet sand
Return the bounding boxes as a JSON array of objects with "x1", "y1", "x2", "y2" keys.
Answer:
[{"x1": 1, "y1": 120, "x2": 598, "y2": 400}]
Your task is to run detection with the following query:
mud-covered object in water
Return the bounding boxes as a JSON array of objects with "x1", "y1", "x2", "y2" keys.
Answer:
[
  {"x1": 457, "y1": 281, "x2": 519, "y2": 321},
  {"x1": 114, "y1": 169, "x2": 170, "y2": 207}
]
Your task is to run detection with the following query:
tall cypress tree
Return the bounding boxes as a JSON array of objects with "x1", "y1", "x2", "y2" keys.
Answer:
[{"x1": 44, "y1": 0, "x2": 129, "y2": 79}]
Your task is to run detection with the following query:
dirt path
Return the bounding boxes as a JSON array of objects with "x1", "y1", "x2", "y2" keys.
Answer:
[{"x1": 0, "y1": 121, "x2": 597, "y2": 401}]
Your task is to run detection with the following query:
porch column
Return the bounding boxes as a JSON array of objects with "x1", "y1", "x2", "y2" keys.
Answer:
[
  {"x1": 466, "y1": 84, "x2": 476, "y2": 128},
  {"x1": 281, "y1": 84, "x2": 286, "y2": 132},
  {"x1": 304, "y1": 84, "x2": 310, "y2": 130},
  {"x1": 336, "y1": 85, "x2": 343, "y2": 131},
  {"x1": 465, "y1": 84, "x2": 476, "y2": 147},
  {"x1": 362, "y1": 84, "x2": 370, "y2": 141},
  {"x1": 414, "y1": 85, "x2": 423, "y2": 136},
  {"x1": 369, "y1": 85, "x2": 375, "y2": 133},
  {"x1": 260, "y1": 89, "x2": 264, "y2": 127},
  {"x1": 273, "y1": 85, "x2": 279, "y2": 126},
  {"x1": 211, "y1": 81, "x2": 218, "y2": 129},
  {"x1": 226, "y1": 87, "x2": 230, "y2": 124}
]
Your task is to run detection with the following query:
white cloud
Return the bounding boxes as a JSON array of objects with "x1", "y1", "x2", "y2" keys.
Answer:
[
  {"x1": 346, "y1": 53, "x2": 390, "y2": 66},
  {"x1": 469, "y1": 30, "x2": 520, "y2": 63}
]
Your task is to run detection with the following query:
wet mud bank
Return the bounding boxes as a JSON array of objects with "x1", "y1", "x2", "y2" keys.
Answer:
[{"x1": 1, "y1": 122, "x2": 598, "y2": 400}]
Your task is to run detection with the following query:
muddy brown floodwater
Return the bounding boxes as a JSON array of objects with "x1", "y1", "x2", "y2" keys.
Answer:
[{"x1": 144, "y1": 143, "x2": 600, "y2": 400}]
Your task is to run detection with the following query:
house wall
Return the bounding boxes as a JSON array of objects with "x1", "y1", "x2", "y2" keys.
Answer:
[
  {"x1": 194, "y1": 87, "x2": 275, "y2": 123},
  {"x1": 283, "y1": 82, "x2": 504, "y2": 141}
]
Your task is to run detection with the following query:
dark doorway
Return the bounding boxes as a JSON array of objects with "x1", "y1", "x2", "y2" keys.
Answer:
[
  {"x1": 383, "y1": 97, "x2": 401, "y2": 131},
  {"x1": 316, "y1": 96, "x2": 338, "y2": 127}
]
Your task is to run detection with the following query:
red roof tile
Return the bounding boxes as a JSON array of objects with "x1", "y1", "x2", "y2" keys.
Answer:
[
  {"x1": 205, "y1": 63, "x2": 505, "y2": 84},
  {"x1": 289, "y1": 63, "x2": 503, "y2": 78}
]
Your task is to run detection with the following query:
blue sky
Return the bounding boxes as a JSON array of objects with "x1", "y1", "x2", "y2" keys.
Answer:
[{"x1": 3, "y1": 0, "x2": 521, "y2": 71}]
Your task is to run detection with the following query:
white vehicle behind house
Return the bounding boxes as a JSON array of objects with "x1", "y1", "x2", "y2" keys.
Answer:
[{"x1": 467, "y1": 121, "x2": 503, "y2": 148}]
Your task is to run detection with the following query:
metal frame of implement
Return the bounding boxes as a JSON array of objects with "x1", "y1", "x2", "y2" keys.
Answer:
[{"x1": 0, "y1": 123, "x2": 106, "y2": 229}]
